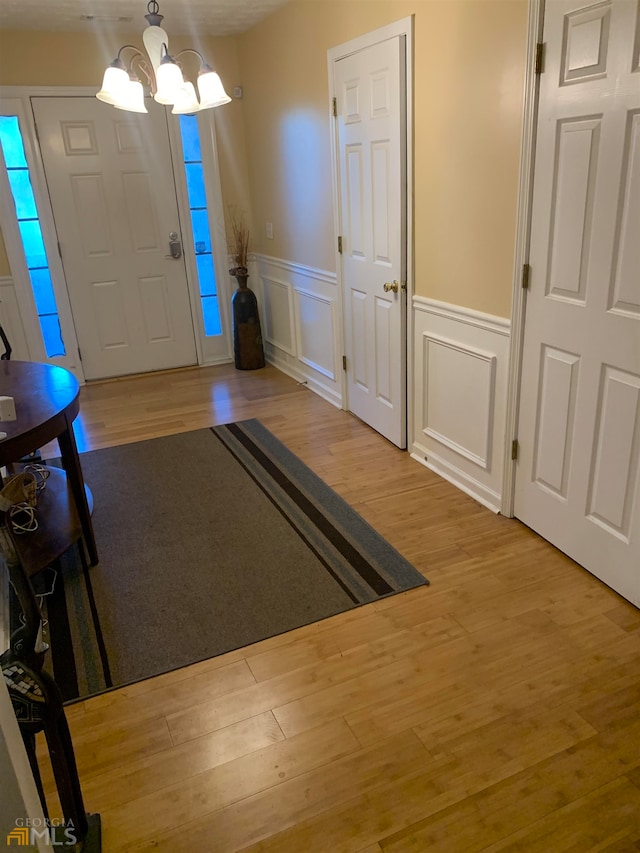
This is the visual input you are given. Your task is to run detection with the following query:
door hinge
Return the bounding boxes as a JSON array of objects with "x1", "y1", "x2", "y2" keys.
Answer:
[
  {"x1": 342, "y1": 355, "x2": 347, "y2": 371},
  {"x1": 511, "y1": 439, "x2": 519, "y2": 461},
  {"x1": 338, "y1": 235, "x2": 343, "y2": 254},
  {"x1": 77, "y1": 347, "x2": 83, "y2": 362},
  {"x1": 332, "y1": 97, "x2": 337, "y2": 117},
  {"x1": 535, "y1": 42, "x2": 544, "y2": 75},
  {"x1": 522, "y1": 263, "x2": 530, "y2": 289}
]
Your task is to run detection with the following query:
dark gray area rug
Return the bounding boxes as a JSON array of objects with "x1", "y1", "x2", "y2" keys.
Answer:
[{"x1": 36, "y1": 419, "x2": 428, "y2": 701}]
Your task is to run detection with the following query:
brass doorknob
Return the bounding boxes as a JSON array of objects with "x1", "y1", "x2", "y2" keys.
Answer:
[{"x1": 383, "y1": 280, "x2": 399, "y2": 293}]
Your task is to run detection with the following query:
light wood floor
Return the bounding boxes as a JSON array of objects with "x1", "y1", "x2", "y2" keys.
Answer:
[{"x1": 39, "y1": 364, "x2": 640, "y2": 851}]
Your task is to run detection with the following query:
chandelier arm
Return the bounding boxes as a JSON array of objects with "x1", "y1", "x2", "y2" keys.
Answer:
[
  {"x1": 114, "y1": 44, "x2": 156, "y2": 91},
  {"x1": 131, "y1": 56, "x2": 155, "y2": 90},
  {"x1": 116, "y1": 44, "x2": 144, "y2": 60},
  {"x1": 174, "y1": 48, "x2": 206, "y2": 67}
]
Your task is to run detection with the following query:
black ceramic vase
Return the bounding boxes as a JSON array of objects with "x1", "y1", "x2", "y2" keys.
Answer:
[{"x1": 230, "y1": 271, "x2": 265, "y2": 370}]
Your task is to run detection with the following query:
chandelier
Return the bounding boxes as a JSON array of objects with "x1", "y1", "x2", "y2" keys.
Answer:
[{"x1": 96, "y1": 0, "x2": 231, "y2": 114}]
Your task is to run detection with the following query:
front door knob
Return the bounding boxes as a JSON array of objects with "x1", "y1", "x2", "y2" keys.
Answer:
[{"x1": 167, "y1": 232, "x2": 182, "y2": 259}]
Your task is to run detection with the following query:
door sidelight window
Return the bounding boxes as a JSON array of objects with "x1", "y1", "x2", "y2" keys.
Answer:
[
  {"x1": 0, "y1": 115, "x2": 66, "y2": 357},
  {"x1": 178, "y1": 114, "x2": 222, "y2": 337}
]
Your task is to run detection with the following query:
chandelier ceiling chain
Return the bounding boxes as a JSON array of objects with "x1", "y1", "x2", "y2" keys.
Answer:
[{"x1": 96, "y1": 0, "x2": 231, "y2": 114}]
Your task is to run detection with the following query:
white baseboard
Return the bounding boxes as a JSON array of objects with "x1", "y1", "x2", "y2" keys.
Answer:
[
  {"x1": 265, "y1": 345, "x2": 342, "y2": 409},
  {"x1": 199, "y1": 355, "x2": 234, "y2": 367},
  {"x1": 411, "y1": 449, "x2": 502, "y2": 513}
]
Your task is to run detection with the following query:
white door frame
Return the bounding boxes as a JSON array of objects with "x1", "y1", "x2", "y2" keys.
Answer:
[
  {"x1": 502, "y1": 0, "x2": 545, "y2": 516},
  {"x1": 327, "y1": 16, "x2": 414, "y2": 446},
  {"x1": 166, "y1": 104, "x2": 234, "y2": 366},
  {"x1": 0, "y1": 85, "x2": 232, "y2": 380}
]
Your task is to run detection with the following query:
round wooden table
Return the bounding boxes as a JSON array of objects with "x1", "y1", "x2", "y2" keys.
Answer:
[{"x1": 0, "y1": 360, "x2": 98, "y2": 566}]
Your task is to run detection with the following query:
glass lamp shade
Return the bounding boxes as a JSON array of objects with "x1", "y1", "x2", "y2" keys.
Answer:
[
  {"x1": 113, "y1": 79, "x2": 148, "y2": 113},
  {"x1": 155, "y1": 56, "x2": 185, "y2": 104},
  {"x1": 172, "y1": 83, "x2": 201, "y2": 115},
  {"x1": 197, "y1": 70, "x2": 231, "y2": 108},
  {"x1": 96, "y1": 63, "x2": 129, "y2": 105}
]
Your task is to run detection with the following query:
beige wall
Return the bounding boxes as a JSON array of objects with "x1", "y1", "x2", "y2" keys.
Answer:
[
  {"x1": 238, "y1": 0, "x2": 528, "y2": 317},
  {"x1": 0, "y1": 0, "x2": 527, "y2": 317}
]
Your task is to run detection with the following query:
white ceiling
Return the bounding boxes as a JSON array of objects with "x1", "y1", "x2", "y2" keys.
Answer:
[{"x1": 0, "y1": 0, "x2": 292, "y2": 37}]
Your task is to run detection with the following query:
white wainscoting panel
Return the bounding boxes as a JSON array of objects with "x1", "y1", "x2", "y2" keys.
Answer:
[
  {"x1": 262, "y1": 275, "x2": 295, "y2": 355},
  {"x1": 412, "y1": 297, "x2": 511, "y2": 512},
  {"x1": 422, "y1": 334, "x2": 496, "y2": 469},
  {"x1": 254, "y1": 255, "x2": 342, "y2": 407},
  {"x1": 294, "y1": 288, "x2": 336, "y2": 381},
  {"x1": 0, "y1": 277, "x2": 30, "y2": 360}
]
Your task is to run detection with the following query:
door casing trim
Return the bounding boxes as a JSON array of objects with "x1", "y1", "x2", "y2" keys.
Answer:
[{"x1": 502, "y1": 0, "x2": 545, "y2": 516}]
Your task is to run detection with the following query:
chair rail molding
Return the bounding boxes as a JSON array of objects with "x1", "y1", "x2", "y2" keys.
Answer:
[
  {"x1": 412, "y1": 296, "x2": 511, "y2": 513},
  {"x1": 254, "y1": 254, "x2": 342, "y2": 408}
]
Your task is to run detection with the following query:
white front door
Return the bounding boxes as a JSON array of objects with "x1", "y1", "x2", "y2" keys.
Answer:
[
  {"x1": 515, "y1": 0, "x2": 640, "y2": 605},
  {"x1": 32, "y1": 97, "x2": 197, "y2": 380},
  {"x1": 333, "y1": 33, "x2": 407, "y2": 448}
]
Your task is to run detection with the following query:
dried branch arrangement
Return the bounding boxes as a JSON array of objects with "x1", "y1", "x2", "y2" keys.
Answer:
[{"x1": 228, "y1": 208, "x2": 250, "y2": 274}]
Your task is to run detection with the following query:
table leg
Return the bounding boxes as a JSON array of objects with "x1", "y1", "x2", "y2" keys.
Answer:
[{"x1": 57, "y1": 418, "x2": 98, "y2": 566}]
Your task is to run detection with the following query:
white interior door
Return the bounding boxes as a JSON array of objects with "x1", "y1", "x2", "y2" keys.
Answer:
[
  {"x1": 515, "y1": 0, "x2": 640, "y2": 605},
  {"x1": 334, "y1": 34, "x2": 407, "y2": 448},
  {"x1": 32, "y1": 97, "x2": 197, "y2": 380}
]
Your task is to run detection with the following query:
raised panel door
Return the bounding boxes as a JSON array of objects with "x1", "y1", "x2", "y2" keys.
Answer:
[
  {"x1": 515, "y1": 0, "x2": 640, "y2": 605},
  {"x1": 32, "y1": 97, "x2": 196, "y2": 380}
]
